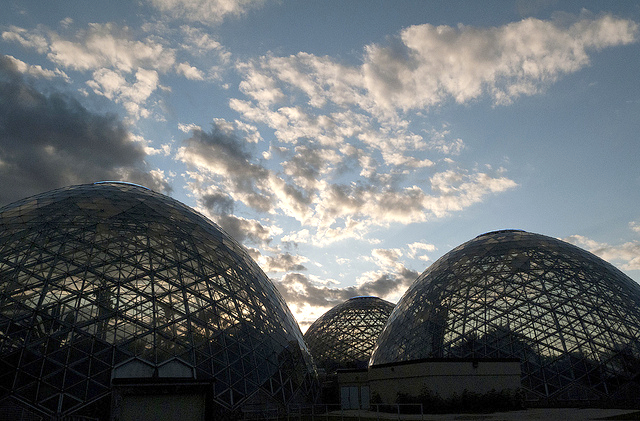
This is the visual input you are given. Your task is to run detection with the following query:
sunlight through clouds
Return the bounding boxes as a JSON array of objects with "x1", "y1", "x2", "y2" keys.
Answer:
[{"x1": 1, "y1": 2, "x2": 639, "y2": 327}]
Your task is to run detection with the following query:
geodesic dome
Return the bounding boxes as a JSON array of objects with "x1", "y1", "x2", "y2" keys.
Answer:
[
  {"x1": 304, "y1": 296, "x2": 394, "y2": 373},
  {"x1": 370, "y1": 230, "x2": 640, "y2": 404},
  {"x1": 0, "y1": 182, "x2": 316, "y2": 419}
]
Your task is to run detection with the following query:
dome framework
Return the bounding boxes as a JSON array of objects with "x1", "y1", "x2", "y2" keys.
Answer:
[
  {"x1": 304, "y1": 296, "x2": 394, "y2": 373},
  {"x1": 371, "y1": 230, "x2": 640, "y2": 403},
  {"x1": 0, "y1": 182, "x2": 316, "y2": 419}
]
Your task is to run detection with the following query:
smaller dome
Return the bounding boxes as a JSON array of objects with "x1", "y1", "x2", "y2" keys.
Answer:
[{"x1": 304, "y1": 296, "x2": 394, "y2": 373}]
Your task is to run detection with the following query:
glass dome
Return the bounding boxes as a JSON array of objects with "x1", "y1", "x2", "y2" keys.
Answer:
[
  {"x1": 370, "y1": 230, "x2": 640, "y2": 404},
  {"x1": 0, "y1": 182, "x2": 316, "y2": 419},
  {"x1": 304, "y1": 296, "x2": 394, "y2": 373}
]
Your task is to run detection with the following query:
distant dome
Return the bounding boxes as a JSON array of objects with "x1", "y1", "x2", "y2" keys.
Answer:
[
  {"x1": 304, "y1": 296, "x2": 394, "y2": 373},
  {"x1": 0, "y1": 182, "x2": 316, "y2": 419},
  {"x1": 370, "y1": 230, "x2": 640, "y2": 404}
]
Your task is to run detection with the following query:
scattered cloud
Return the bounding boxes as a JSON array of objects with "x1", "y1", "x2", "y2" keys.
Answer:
[
  {"x1": 177, "y1": 122, "x2": 276, "y2": 213},
  {"x1": 234, "y1": 14, "x2": 637, "y2": 121},
  {"x1": 1, "y1": 25, "x2": 48, "y2": 53},
  {"x1": 363, "y1": 14, "x2": 638, "y2": 109},
  {"x1": 563, "y1": 234, "x2": 640, "y2": 271},
  {"x1": 147, "y1": 0, "x2": 266, "y2": 25},
  {"x1": 408, "y1": 241, "x2": 437, "y2": 261},
  {"x1": 46, "y1": 23, "x2": 176, "y2": 72},
  {"x1": 259, "y1": 252, "x2": 309, "y2": 273},
  {"x1": 0, "y1": 56, "x2": 169, "y2": 206},
  {"x1": 2, "y1": 55, "x2": 69, "y2": 81},
  {"x1": 3, "y1": 5, "x2": 637, "y2": 333},
  {"x1": 1, "y1": 21, "x2": 236, "y2": 119},
  {"x1": 176, "y1": 62, "x2": 205, "y2": 80},
  {"x1": 223, "y1": 13, "x2": 637, "y2": 251},
  {"x1": 275, "y1": 244, "x2": 422, "y2": 330}
]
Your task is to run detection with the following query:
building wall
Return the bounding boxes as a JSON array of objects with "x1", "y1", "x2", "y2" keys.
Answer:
[{"x1": 338, "y1": 359, "x2": 521, "y2": 405}]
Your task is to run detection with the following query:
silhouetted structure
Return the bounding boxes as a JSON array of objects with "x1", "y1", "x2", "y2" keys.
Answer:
[
  {"x1": 305, "y1": 296, "x2": 394, "y2": 373},
  {"x1": 0, "y1": 182, "x2": 316, "y2": 420},
  {"x1": 371, "y1": 230, "x2": 640, "y2": 406}
]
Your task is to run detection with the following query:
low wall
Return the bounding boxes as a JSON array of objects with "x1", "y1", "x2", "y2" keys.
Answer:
[{"x1": 367, "y1": 358, "x2": 521, "y2": 403}]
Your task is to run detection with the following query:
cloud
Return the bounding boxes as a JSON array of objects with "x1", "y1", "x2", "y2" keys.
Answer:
[
  {"x1": 177, "y1": 122, "x2": 274, "y2": 212},
  {"x1": 369, "y1": 248, "x2": 403, "y2": 269},
  {"x1": 226, "y1": 15, "x2": 640, "y2": 246},
  {"x1": 46, "y1": 23, "x2": 176, "y2": 73},
  {"x1": 184, "y1": 181, "x2": 275, "y2": 247},
  {"x1": 234, "y1": 14, "x2": 637, "y2": 120},
  {"x1": 276, "y1": 268, "x2": 412, "y2": 311},
  {"x1": 2, "y1": 25, "x2": 48, "y2": 53},
  {"x1": 275, "y1": 255, "x2": 419, "y2": 330},
  {"x1": 178, "y1": 120, "x2": 314, "y2": 223},
  {"x1": 363, "y1": 14, "x2": 638, "y2": 109},
  {"x1": 176, "y1": 62, "x2": 205, "y2": 80},
  {"x1": 86, "y1": 67, "x2": 160, "y2": 118},
  {"x1": 180, "y1": 25, "x2": 230, "y2": 60},
  {"x1": 3, "y1": 55, "x2": 69, "y2": 81},
  {"x1": 408, "y1": 241, "x2": 437, "y2": 261},
  {"x1": 259, "y1": 252, "x2": 309, "y2": 273},
  {"x1": 147, "y1": 0, "x2": 266, "y2": 24},
  {"x1": 0, "y1": 56, "x2": 169, "y2": 206},
  {"x1": 212, "y1": 213, "x2": 273, "y2": 246},
  {"x1": 2, "y1": 23, "x2": 179, "y2": 119},
  {"x1": 563, "y1": 234, "x2": 640, "y2": 271}
]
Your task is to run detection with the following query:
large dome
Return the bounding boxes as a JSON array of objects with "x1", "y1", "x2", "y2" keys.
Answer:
[
  {"x1": 0, "y1": 182, "x2": 315, "y2": 419},
  {"x1": 304, "y1": 296, "x2": 394, "y2": 373},
  {"x1": 370, "y1": 230, "x2": 640, "y2": 404}
]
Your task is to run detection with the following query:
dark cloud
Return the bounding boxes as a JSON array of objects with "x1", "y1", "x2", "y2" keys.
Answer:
[
  {"x1": 201, "y1": 191, "x2": 235, "y2": 215},
  {"x1": 214, "y1": 214, "x2": 272, "y2": 246},
  {"x1": 181, "y1": 126, "x2": 273, "y2": 212},
  {"x1": 0, "y1": 56, "x2": 169, "y2": 206},
  {"x1": 275, "y1": 265, "x2": 419, "y2": 309},
  {"x1": 199, "y1": 191, "x2": 272, "y2": 246},
  {"x1": 282, "y1": 145, "x2": 332, "y2": 185},
  {"x1": 262, "y1": 252, "x2": 307, "y2": 272},
  {"x1": 181, "y1": 123, "x2": 312, "y2": 222}
]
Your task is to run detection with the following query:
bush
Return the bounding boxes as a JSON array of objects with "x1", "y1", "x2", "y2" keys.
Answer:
[{"x1": 394, "y1": 387, "x2": 524, "y2": 414}]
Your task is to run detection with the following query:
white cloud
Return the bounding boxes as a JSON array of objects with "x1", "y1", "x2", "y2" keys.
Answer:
[
  {"x1": 426, "y1": 169, "x2": 518, "y2": 217},
  {"x1": 427, "y1": 127, "x2": 465, "y2": 155},
  {"x1": 178, "y1": 123, "x2": 202, "y2": 133},
  {"x1": 86, "y1": 67, "x2": 159, "y2": 119},
  {"x1": 2, "y1": 55, "x2": 69, "y2": 81},
  {"x1": 2, "y1": 26, "x2": 48, "y2": 53},
  {"x1": 226, "y1": 15, "x2": 640, "y2": 245},
  {"x1": 563, "y1": 235, "x2": 640, "y2": 271},
  {"x1": 408, "y1": 241, "x2": 437, "y2": 260},
  {"x1": 2, "y1": 23, "x2": 178, "y2": 119},
  {"x1": 147, "y1": 0, "x2": 266, "y2": 24},
  {"x1": 369, "y1": 248, "x2": 403, "y2": 270},
  {"x1": 183, "y1": 13, "x2": 630, "y2": 250},
  {"x1": 176, "y1": 62, "x2": 205, "y2": 80},
  {"x1": 47, "y1": 23, "x2": 176, "y2": 73},
  {"x1": 233, "y1": 14, "x2": 637, "y2": 120},
  {"x1": 180, "y1": 25, "x2": 230, "y2": 61},
  {"x1": 363, "y1": 14, "x2": 638, "y2": 109}
]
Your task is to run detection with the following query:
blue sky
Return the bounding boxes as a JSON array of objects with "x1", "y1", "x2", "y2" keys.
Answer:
[{"x1": 1, "y1": 0, "x2": 639, "y2": 330}]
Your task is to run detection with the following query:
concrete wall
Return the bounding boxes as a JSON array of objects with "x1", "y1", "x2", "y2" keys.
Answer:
[{"x1": 341, "y1": 359, "x2": 521, "y2": 404}]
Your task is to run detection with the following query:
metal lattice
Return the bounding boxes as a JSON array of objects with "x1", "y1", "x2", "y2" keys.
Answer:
[
  {"x1": 0, "y1": 182, "x2": 316, "y2": 419},
  {"x1": 370, "y1": 230, "x2": 640, "y2": 403},
  {"x1": 304, "y1": 296, "x2": 394, "y2": 373}
]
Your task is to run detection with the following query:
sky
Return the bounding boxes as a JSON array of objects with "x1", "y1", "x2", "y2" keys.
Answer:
[{"x1": 1, "y1": 0, "x2": 640, "y2": 331}]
